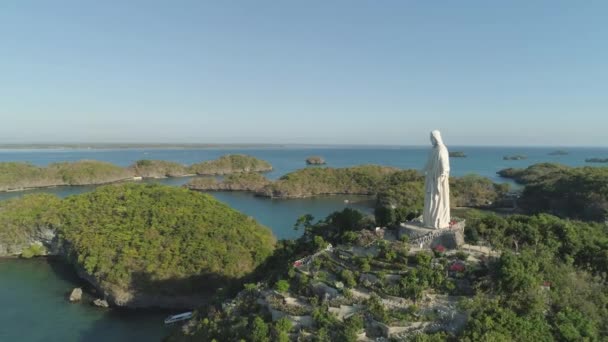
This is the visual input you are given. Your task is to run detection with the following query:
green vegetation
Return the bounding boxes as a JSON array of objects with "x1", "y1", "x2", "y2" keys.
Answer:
[
  {"x1": 259, "y1": 165, "x2": 398, "y2": 198},
  {"x1": 170, "y1": 203, "x2": 608, "y2": 341},
  {"x1": 0, "y1": 160, "x2": 134, "y2": 191},
  {"x1": 498, "y1": 163, "x2": 608, "y2": 221},
  {"x1": 449, "y1": 151, "x2": 466, "y2": 158},
  {"x1": 131, "y1": 159, "x2": 188, "y2": 178},
  {"x1": 187, "y1": 173, "x2": 270, "y2": 192},
  {"x1": 457, "y1": 211, "x2": 608, "y2": 340},
  {"x1": 0, "y1": 155, "x2": 273, "y2": 192},
  {"x1": 56, "y1": 183, "x2": 275, "y2": 296},
  {"x1": 20, "y1": 244, "x2": 47, "y2": 258},
  {"x1": 451, "y1": 174, "x2": 510, "y2": 207},
  {"x1": 0, "y1": 194, "x2": 61, "y2": 255},
  {"x1": 188, "y1": 155, "x2": 272, "y2": 175},
  {"x1": 497, "y1": 162, "x2": 570, "y2": 184}
]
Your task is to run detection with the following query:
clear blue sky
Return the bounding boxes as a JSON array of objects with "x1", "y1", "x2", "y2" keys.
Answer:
[{"x1": 1, "y1": 1, "x2": 607, "y2": 146}]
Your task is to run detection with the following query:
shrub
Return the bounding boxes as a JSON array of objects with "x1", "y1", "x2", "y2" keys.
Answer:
[{"x1": 274, "y1": 279, "x2": 290, "y2": 293}]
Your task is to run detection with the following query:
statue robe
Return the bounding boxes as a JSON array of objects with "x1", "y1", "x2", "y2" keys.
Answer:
[{"x1": 423, "y1": 131, "x2": 450, "y2": 229}]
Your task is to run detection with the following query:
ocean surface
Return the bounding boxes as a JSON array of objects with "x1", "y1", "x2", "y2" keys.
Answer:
[{"x1": 0, "y1": 146, "x2": 607, "y2": 341}]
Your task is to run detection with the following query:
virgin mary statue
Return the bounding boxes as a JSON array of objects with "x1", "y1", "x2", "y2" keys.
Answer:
[{"x1": 423, "y1": 130, "x2": 450, "y2": 229}]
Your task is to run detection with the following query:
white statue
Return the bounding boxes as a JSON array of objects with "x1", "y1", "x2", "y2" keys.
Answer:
[{"x1": 422, "y1": 130, "x2": 450, "y2": 229}]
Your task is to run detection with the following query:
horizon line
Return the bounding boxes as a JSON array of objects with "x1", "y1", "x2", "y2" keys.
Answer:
[{"x1": 0, "y1": 142, "x2": 607, "y2": 149}]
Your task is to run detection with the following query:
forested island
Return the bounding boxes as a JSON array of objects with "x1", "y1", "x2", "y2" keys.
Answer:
[
  {"x1": 586, "y1": 158, "x2": 608, "y2": 163},
  {"x1": 502, "y1": 154, "x2": 527, "y2": 160},
  {"x1": 187, "y1": 165, "x2": 510, "y2": 211},
  {"x1": 498, "y1": 163, "x2": 608, "y2": 222},
  {"x1": 0, "y1": 154, "x2": 271, "y2": 192},
  {"x1": 0, "y1": 184, "x2": 275, "y2": 308}
]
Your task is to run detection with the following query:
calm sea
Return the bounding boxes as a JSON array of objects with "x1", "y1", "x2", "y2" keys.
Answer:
[{"x1": 0, "y1": 146, "x2": 606, "y2": 341}]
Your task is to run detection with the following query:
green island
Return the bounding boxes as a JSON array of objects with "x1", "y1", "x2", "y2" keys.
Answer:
[
  {"x1": 131, "y1": 159, "x2": 190, "y2": 178},
  {"x1": 502, "y1": 154, "x2": 527, "y2": 161},
  {"x1": 189, "y1": 155, "x2": 273, "y2": 175},
  {"x1": 548, "y1": 150, "x2": 569, "y2": 155},
  {"x1": 306, "y1": 156, "x2": 327, "y2": 165},
  {"x1": 448, "y1": 151, "x2": 466, "y2": 158},
  {"x1": 585, "y1": 158, "x2": 608, "y2": 163},
  {"x1": 0, "y1": 160, "x2": 134, "y2": 192},
  {"x1": 188, "y1": 173, "x2": 271, "y2": 192},
  {"x1": 187, "y1": 166, "x2": 510, "y2": 212},
  {"x1": 0, "y1": 154, "x2": 271, "y2": 192},
  {"x1": 498, "y1": 163, "x2": 608, "y2": 222},
  {"x1": 0, "y1": 184, "x2": 275, "y2": 309}
]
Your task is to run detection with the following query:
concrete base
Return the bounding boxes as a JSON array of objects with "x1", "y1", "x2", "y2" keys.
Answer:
[{"x1": 398, "y1": 220, "x2": 465, "y2": 250}]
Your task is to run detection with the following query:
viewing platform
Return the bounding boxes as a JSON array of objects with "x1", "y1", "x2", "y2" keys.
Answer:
[{"x1": 398, "y1": 219, "x2": 465, "y2": 250}]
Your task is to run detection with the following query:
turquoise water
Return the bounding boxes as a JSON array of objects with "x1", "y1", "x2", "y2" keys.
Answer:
[
  {"x1": 0, "y1": 146, "x2": 607, "y2": 341},
  {"x1": 0, "y1": 258, "x2": 169, "y2": 342}
]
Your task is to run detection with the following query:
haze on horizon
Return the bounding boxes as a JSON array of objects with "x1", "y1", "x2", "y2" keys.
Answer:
[{"x1": 1, "y1": 1, "x2": 607, "y2": 147}]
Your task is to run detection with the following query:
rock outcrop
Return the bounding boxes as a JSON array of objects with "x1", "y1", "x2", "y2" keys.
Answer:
[
  {"x1": 305, "y1": 156, "x2": 326, "y2": 165},
  {"x1": 69, "y1": 288, "x2": 83, "y2": 302},
  {"x1": 93, "y1": 298, "x2": 109, "y2": 308}
]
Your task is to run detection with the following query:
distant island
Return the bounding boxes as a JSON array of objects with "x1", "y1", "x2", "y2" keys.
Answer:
[
  {"x1": 305, "y1": 156, "x2": 326, "y2": 165},
  {"x1": 502, "y1": 154, "x2": 527, "y2": 160},
  {"x1": 449, "y1": 151, "x2": 467, "y2": 158},
  {"x1": 0, "y1": 143, "x2": 284, "y2": 150},
  {"x1": 0, "y1": 154, "x2": 272, "y2": 192},
  {"x1": 548, "y1": 150, "x2": 569, "y2": 155},
  {"x1": 585, "y1": 158, "x2": 608, "y2": 163}
]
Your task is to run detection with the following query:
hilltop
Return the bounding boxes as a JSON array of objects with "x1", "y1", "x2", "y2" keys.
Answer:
[{"x1": 168, "y1": 208, "x2": 608, "y2": 341}]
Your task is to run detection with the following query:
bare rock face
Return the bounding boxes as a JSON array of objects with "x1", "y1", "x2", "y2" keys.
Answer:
[
  {"x1": 93, "y1": 298, "x2": 109, "y2": 308},
  {"x1": 69, "y1": 288, "x2": 83, "y2": 302}
]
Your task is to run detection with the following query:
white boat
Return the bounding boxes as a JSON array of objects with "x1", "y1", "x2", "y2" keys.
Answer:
[{"x1": 164, "y1": 311, "x2": 193, "y2": 324}]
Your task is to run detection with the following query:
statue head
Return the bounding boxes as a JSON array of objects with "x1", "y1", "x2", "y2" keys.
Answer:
[{"x1": 430, "y1": 130, "x2": 444, "y2": 147}]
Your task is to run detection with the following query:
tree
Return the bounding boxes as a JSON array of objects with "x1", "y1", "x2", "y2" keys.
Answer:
[
  {"x1": 374, "y1": 206, "x2": 395, "y2": 227},
  {"x1": 340, "y1": 269, "x2": 357, "y2": 288},
  {"x1": 250, "y1": 316, "x2": 270, "y2": 342},
  {"x1": 272, "y1": 317, "x2": 292, "y2": 342}
]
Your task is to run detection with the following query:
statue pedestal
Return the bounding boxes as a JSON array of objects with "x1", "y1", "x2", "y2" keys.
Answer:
[{"x1": 398, "y1": 220, "x2": 465, "y2": 250}]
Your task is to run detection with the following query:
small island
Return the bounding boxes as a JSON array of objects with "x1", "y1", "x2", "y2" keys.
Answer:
[
  {"x1": 502, "y1": 154, "x2": 527, "y2": 160},
  {"x1": 189, "y1": 154, "x2": 272, "y2": 175},
  {"x1": 585, "y1": 158, "x2": 608, "y2": 163},
  {"x1": 548, "y1": 150, "x2": 568, "y2": 155},
  {"x1": 305, "y1": 156, "x2": 326, "y2": 165},
  {"x1": 0, "y1": 183, "x2": 276, "y2": 309},
  {"x1": 449, "y1": 151, "x2": 467, "y2": 158}
]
